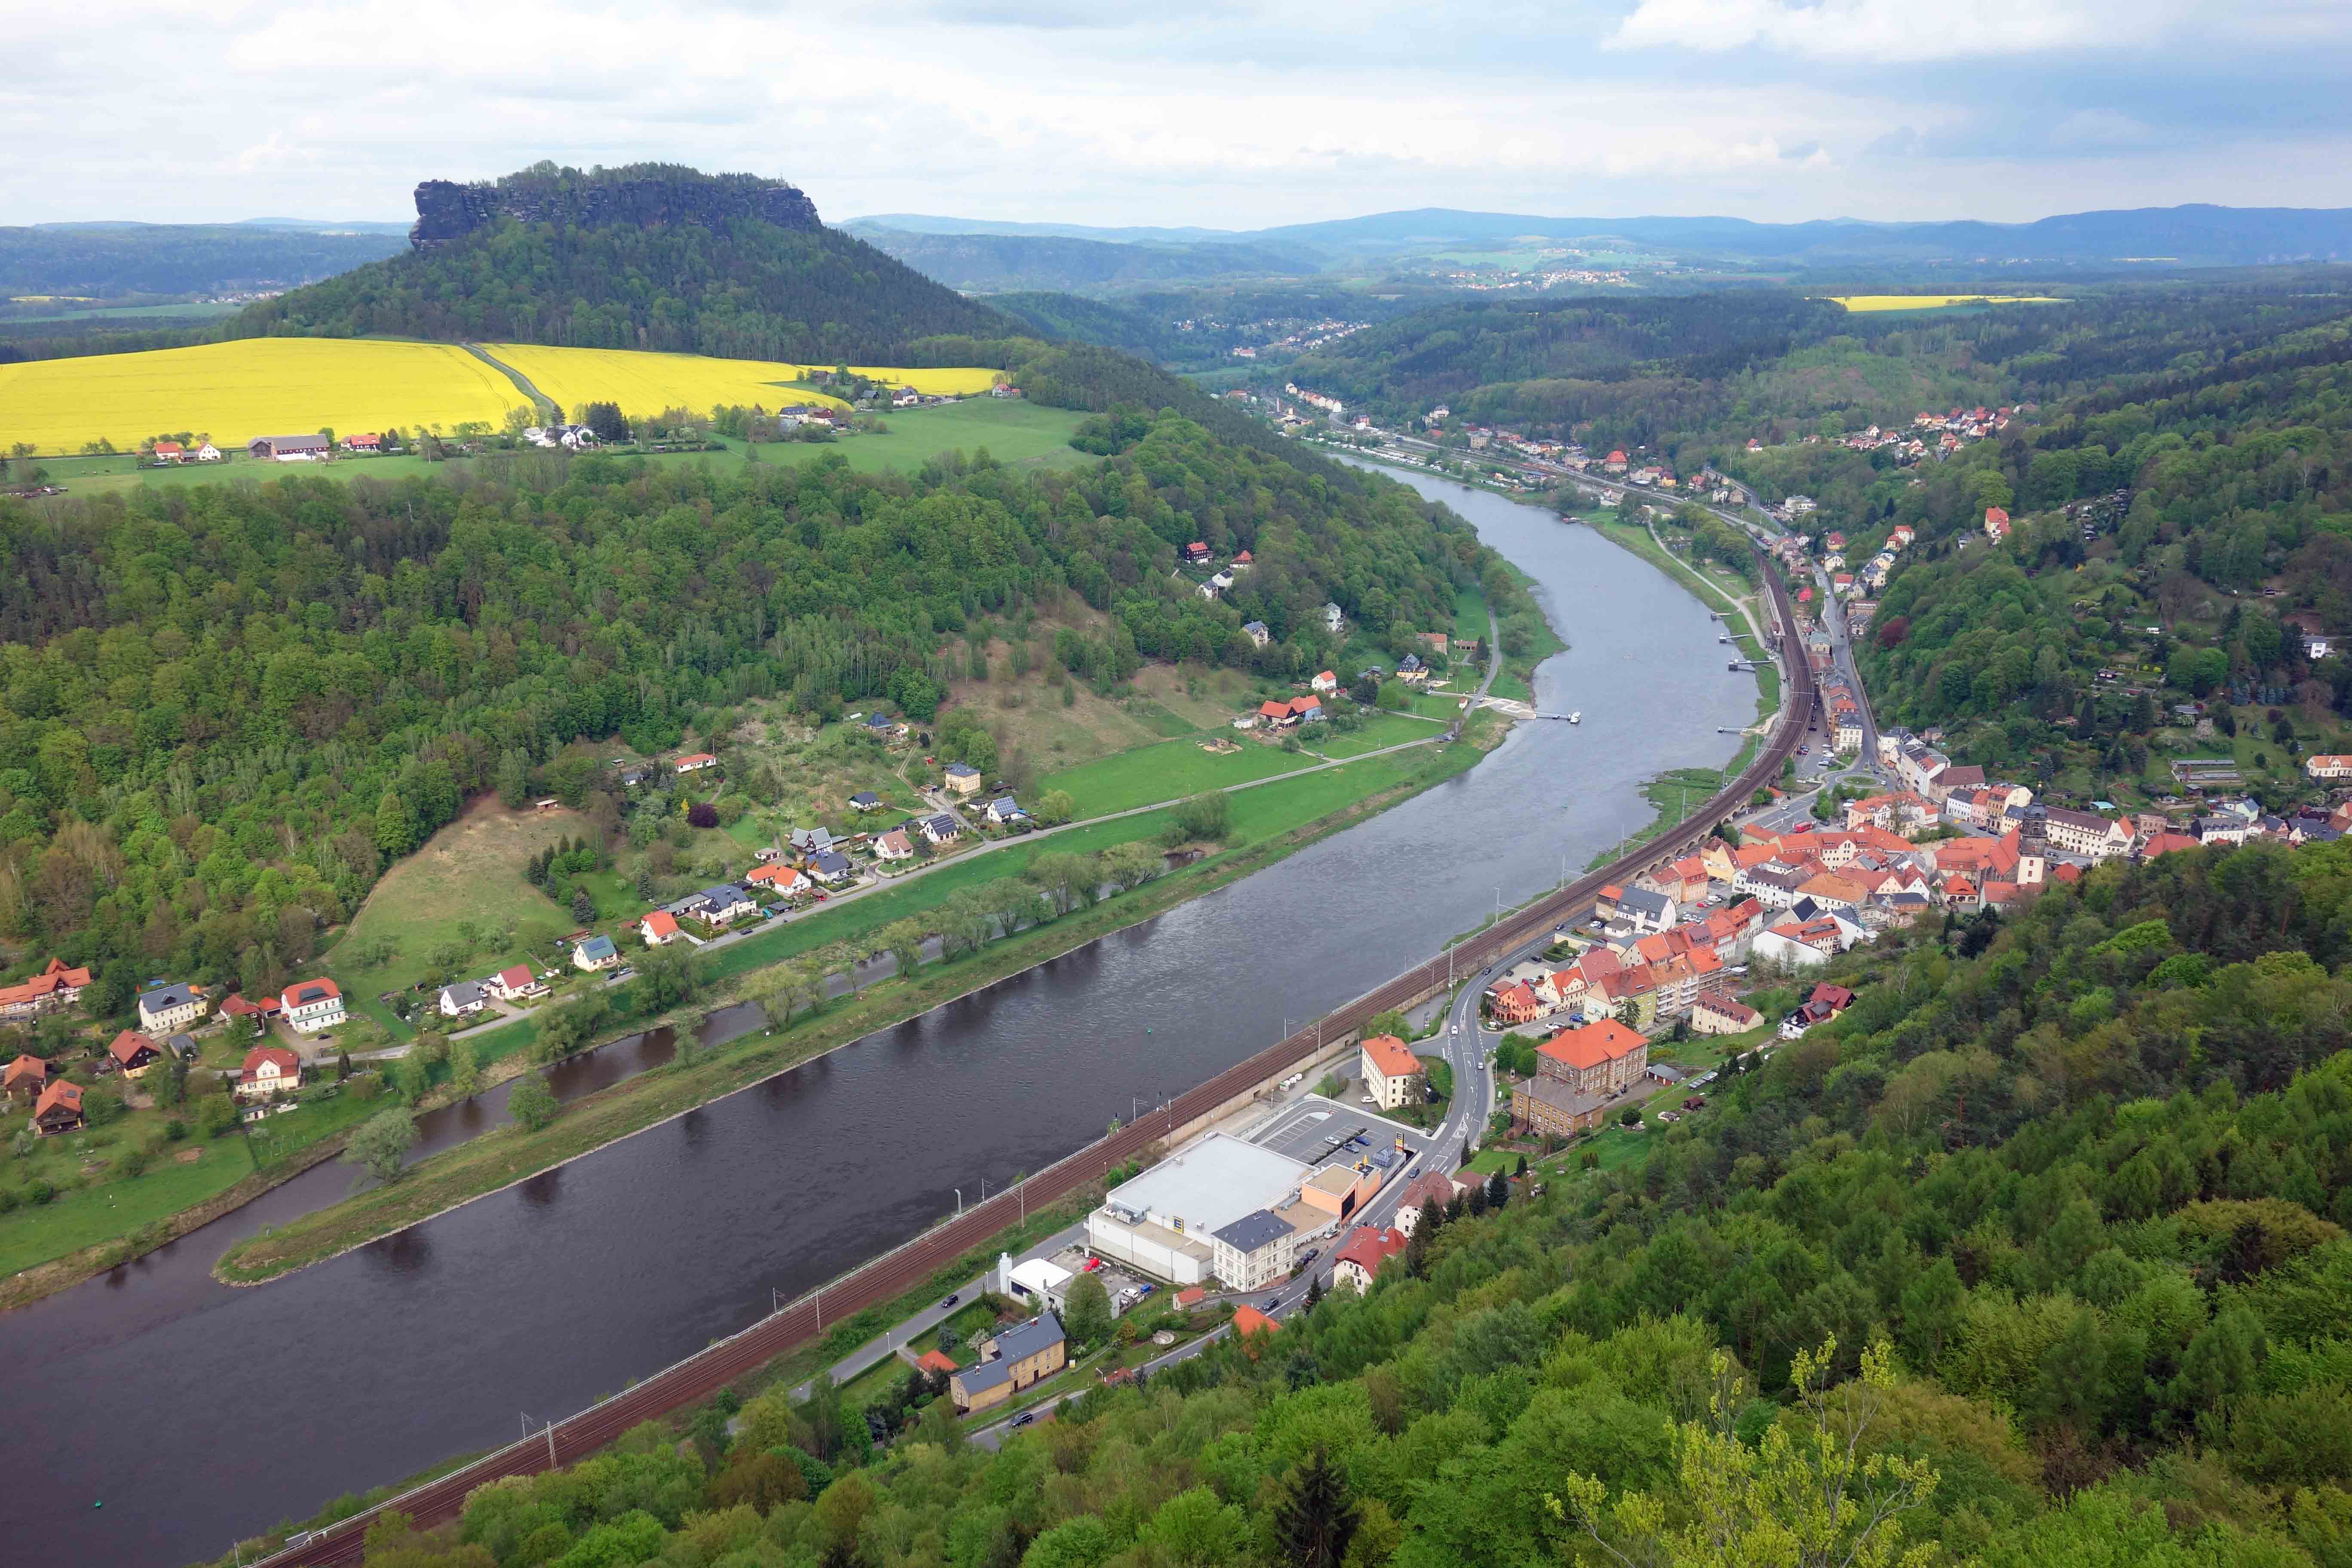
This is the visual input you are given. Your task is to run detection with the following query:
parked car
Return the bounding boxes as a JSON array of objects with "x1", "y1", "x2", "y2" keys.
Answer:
[{"x1": 1009, "y1": 1411, "x2": 1037, "y2": 1428}]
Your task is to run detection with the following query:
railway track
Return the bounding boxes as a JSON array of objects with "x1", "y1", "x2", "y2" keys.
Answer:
[{"x1": 263, "y1": 555, "x2": 1813, "y2": 1566}]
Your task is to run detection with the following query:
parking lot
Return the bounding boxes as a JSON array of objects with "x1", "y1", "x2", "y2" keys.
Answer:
[{"x1": 1251, "y1": 1095, "x2": 1434, "y2": 1171}]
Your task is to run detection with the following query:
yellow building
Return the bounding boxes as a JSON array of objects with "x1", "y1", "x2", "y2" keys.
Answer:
[{"x1": 949, "y1": 1314, "x2": 1067, "y2": 1414}]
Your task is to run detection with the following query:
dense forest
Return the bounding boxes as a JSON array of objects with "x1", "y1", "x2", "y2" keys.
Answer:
[
  {"x1": 258, "y1": 837, "x2": 2352, "y2": 1568},
  {"x1": 1837, "y1": 308, "x2": 2352, "y2": 790},
  {"x1": 0, "y1": 403, "x2": 1487, "y2": 1012}
]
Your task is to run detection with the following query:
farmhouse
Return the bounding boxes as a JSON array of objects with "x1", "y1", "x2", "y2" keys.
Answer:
[
  {"x1": 673, "y1": 753, "x2": 718, "y2": 775},
  {"x1": 5, "y1": 1054, "x2": 52, "y2": 1103},
  {"x1": 248, "y1": 434, "x2": 331, "y2": 462},
  {"x1": 0, "y1": 957, "x2": 92, "y2": 1021}
]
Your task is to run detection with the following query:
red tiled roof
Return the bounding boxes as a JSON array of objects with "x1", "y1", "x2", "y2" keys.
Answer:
[
  {"x1": 241, "y1": 1046, "x2": 300, "y2": 1082},
  {"x1": 642, "y1": 910, "x2": 680, "y2": 937},
  {"x1": 1540, "y1": 1019, "x2": 1646, "y2": 1070},
  {"x1": 4, "y1": 1054, "x2": 50, "y2": 1091},
  {"x1": 1360, "y1": 1034, "x2": 1421, "y2": 1080},
  {"x1": 1259, "y1": 700, "x2": 1291, "y2": 720},
  {"x1": 220, "y1": 992, "x2": 279, "y2": 1017},
  {"x1": 35, "y1": 1080, "x2": 83, "y2": 1120},
  {"x1": 280, "y1": 977, "x2": 340, "y2": 1009},
  {"x1": 107, "y1": 1030, "x2": 162, "y2": 1066},
  {"x1": 916, "y1": 1349, "x2": 959, "y2": 1374},
  {"x1": 1331, "y1": 1225, "x2": 1408, "y2": 1280},
  {"x1": 1231, "y1": 1305, "x2": 1277, "y2": 1338},
  {"x1": 498, "y1": 964, "x2": 534, "y2": 990}
]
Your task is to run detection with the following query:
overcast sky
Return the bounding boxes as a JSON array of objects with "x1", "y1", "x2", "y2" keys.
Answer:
[{"x1": 11, "y1": 0, "x2": 2352, "y2": 229}]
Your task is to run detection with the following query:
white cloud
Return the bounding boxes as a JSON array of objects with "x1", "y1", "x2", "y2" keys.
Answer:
[
  {"x1": 1607, "y1": 0, "x2": 2166, "y2": 61},
  {"x1": 2, "y1": 0, "x2": 2350, "y2": 225}
]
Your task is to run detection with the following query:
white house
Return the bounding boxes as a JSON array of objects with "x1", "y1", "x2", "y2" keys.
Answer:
[
  {"x1": 1359, "y1": 1034, "x2": 1424, "y2": 1111},
  {"x1": 487, "y1": 964, "x2": 547, "y2": 1001},
  {"x1": 983, "y1": 796, "x2": 1026, "y2": 826},
  {"x1": 438, "y1": 980, "x2": 488, "y2": 1019},
  {"x1": 1323, "y1": 602, "x2": 1345, "y2": 633},
  {"x1": 638, "y1": 910, "x2": 683, "y2": 945},
  {"x1": 279, "y1": 978, "x2": 345, "y2": 1034},
  {"x1": 137, "y1": 982, "x2": 209, "y2": 1035},
  {"x1": 236, "y1": 1046, "x2": 303, "y2": 1102},
  {"x1": 919, "y1": 813, "x2": 962, "y2": 847},
  {"x1": 573, "y1": 935, "x2": 621, "y2": 971}
]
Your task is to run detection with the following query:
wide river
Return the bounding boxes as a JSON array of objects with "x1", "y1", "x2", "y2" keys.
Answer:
[{"x1": 3, "y1": 466, "x2": 1755, "y2": 1567}]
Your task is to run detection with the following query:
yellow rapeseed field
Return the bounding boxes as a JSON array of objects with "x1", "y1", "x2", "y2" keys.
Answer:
[
  {"x1": 482, "y1": 345, "x2": 1002, "y2": 416},
  {"x1": 1824, "y1": 295, "x2": 2064, "y2": 312},
  {"x1": 0, "y1": 338, "x2": 527, "y2": 453}
]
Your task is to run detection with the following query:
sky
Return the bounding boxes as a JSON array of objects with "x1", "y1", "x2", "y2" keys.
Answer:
[{"x1": 9, "y1": 0, "x2": 2352, "y2": 229}]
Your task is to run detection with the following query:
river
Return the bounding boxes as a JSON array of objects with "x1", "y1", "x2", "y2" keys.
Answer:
[{"x1": 1, "y1": 466, "x2": 1756, "y2": 1567}]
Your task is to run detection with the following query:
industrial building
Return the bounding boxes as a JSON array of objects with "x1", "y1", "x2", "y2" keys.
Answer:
[{"x1": 1087, "y1": 1133, "x2": 1322, "y2": 1286}]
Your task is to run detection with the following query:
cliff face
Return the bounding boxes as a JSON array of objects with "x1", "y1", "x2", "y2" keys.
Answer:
[{"x1": 410, "y1": 170, "x2": 821, "y2": 248}]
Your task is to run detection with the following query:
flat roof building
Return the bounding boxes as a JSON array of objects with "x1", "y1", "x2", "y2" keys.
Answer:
[{"x1": 1087, "y1": 1132, "x2": 1314, "y2": 1286}]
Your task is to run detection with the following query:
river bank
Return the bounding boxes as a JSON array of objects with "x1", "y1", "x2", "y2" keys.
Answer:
[{"x1": 208, "y1": 725, "x2": 1497, "y2": 1288}]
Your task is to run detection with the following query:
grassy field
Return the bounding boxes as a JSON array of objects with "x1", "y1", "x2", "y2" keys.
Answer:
[
  {"x1": 755, "y1": 400, "x2": 1089, "y2": 475},
  {"x1": 0, "y1": 337, "x2": 529, "y2": 453},
  {"x1": 1039, "y1": 735, "x2": 1325, "y2": 817},
  {"x1": 325, "y1": 799, "x2": 600, "y2": 1008}
]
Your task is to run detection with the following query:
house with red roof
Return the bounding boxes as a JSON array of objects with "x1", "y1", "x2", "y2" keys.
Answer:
[
  {"x1": 237, "y1": 1046, "x2": 303, "y2": 1102},
  {"x1": 1537, "y1": 1019, "x2": 1649, "y2": 1098},
  {"x1": 673, "y1": 753, "x2": 718, "y2": 774},
  {"x1": 1289, "y1": 695, "x2": 1325, "y2": 724},
  {"x1": 1983, "y1": 507, "x2": 2010, "y2": 542},
  {"x1": 916, "y1": 1349, "x2": 960, "y2": 1376},
  {"x1": 1230, "y1": 1305, "x2": 1277, "y2": 1342},
  {"x1": 219, "y1": 991, "x2": 282, "y2": 1023},
  {"x1": 638, "y1": 910, "x2": 682, "y2": 946},
  {"x1": 1359, "y1": 1034, "x2": 1424, "y2": 1110},
  {"x1": 1488, "y1": 980, "x2": 1542, "y2": 1027},
  {"x1": 5, "y1": 1053, "x2": 53, "y2": 1103},
  {"x1": 745, "y1": 862, "x2": 802, "y2": 895},
  {"x1": 0, "y1": 956, "x2": 93, "y2": 1021},
  {"x1": 1393, "y1": 1170, "x2": 1467, "y2": 1234},
  {"x1": 488, "y1": 963, "x2": 547, "y2": 1001},
  {"x1": 1329, "y1": 1225, "x2": 1409, "y2": 1293},
  {"x1": 1257, "y1": 699, "x2": 1295, "y2": 728},
  {"x1": 33, "y1": 1080, "x2": 84, "y2": 1135},
  {"x1": 279, "y1": 977, "x2": 343, "y2": 1033},
  {"x1": 107, "y1": 1030, "x2": 168, "y2": 1077}
]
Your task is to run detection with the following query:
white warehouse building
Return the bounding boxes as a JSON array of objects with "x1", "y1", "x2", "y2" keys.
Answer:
[{"x1": 1086, "y1": 1133, "x2": 1316, "y2": 1286}]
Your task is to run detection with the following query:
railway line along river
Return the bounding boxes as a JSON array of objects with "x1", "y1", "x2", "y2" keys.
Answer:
[{"x1": 2, "y1": 465, "x2": 1758, "y2": 1567}]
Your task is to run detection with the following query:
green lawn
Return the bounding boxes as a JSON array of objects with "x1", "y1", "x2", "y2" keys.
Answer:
[
  {"x1": 1319, "y1": 712, "x2": 1446, "y2": 758},
  {"x1": 1040, "y1": 735, "x2": 1323, "y2": 817},
  {"x1": 0, "y1": 1134, "x2": 257, "y2": 1278}
]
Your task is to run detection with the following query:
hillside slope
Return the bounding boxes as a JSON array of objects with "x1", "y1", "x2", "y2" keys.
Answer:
[{"x1": 227, "y1": 162, "x2": 1015, "y2": 364}]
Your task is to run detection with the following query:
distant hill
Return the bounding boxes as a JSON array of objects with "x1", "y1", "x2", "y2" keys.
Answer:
[
  {"x1": 229, "y1": 162, "x2": 1015, "y2": 364},
  {"x1": 850, "y1": 203, "x2": 2352, "y2": 269},
  {"x1": 0, "y1": 224, "x2": 406, "y2": 298},
  {"x1": 844, "y1": 225, "x2": 1317, "y2": 294}
]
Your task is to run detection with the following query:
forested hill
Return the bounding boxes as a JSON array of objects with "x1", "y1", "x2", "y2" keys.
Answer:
[
  {"x1": 0, "y1": 402, "x2": 1484, "y2": 1013},
  {"x1": 226, "y1": 162, "x2": 1014, "y2": 364},
  {"x1": 1283, "y1": 280, "x2": 2352, "y2": 456},
  {"x1": 237, "y1": 838, "x2": 2352, "y2": 1567}
]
